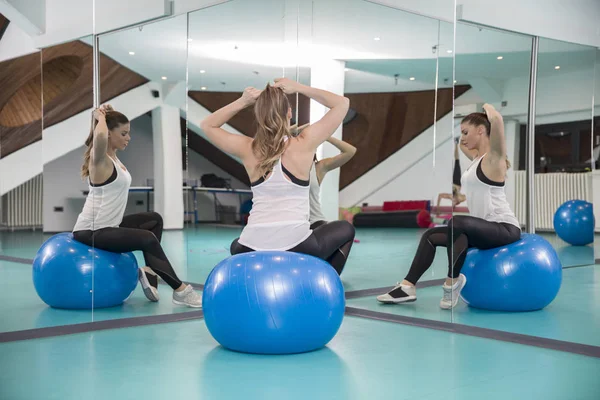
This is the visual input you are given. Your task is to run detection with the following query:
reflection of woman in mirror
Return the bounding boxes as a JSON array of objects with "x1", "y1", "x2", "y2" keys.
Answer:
[
  {"x1": 294, "y1": 122, "x2": 357, "y2": 229},
  {"x1": 378, "y1": 104, "x2": 521, "y2": 309},
  {"x1": 201, "y1": 78, "x2": 355, "y2": 275},
  {"x1": 72, "y1": 104, "x2": 202, "y2": 308},
  {"x1": 435, "y1": 138, "x2": 467, "y2": 213}
]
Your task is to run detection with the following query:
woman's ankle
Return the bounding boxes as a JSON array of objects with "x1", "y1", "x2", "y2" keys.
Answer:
[{"x1": 401, "y1": 279, "x2": 415, "y2": 287}]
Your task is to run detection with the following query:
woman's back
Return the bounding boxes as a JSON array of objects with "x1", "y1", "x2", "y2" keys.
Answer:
[
  {"x1": 239, "y1": 154, "x2": 312, "y2": 251},
  {"x1": 199, "y1": 78, "x2": 349, "y2": 251}
]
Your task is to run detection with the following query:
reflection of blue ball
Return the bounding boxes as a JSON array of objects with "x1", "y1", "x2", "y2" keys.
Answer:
[
  {"x1": 553, "y1": 200, "x2": 594, "y2": 246},
  {"x1": 203, "y1": 251, "x2": 345, "y2": 354},
  {"x1": 461, "y1": 234, "x2": 562, "y2": 311},
  {"x1": 32, "y1": 233, "x2": 138, "y2": 309}
]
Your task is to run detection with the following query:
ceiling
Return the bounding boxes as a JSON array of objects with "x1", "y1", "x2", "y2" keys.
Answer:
[{"x1": 88, "y1": 0, "x2": 598, "y2": 94}]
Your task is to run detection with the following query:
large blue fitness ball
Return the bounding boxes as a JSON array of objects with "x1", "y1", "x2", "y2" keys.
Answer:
[
  {"x1": 32, "y1": 233, "x2": 138, "y2": 309},
  {"x1": 460, "y1": 234, "x2": 562, "y2": 312},
  {"x1": 203, "y1": 251, "x2": 345, "y2": 355},
  {"x1": 553, "y1": 200, "x2": 594, "y2": 246}
]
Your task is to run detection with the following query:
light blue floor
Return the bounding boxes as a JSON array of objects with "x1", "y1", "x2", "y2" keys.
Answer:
[
  {"x1": 0, "y1": 260, "x2": 197, "y2": 333},
  {"x1": 183, "y1": 226, "x2": 450, "y2": 290},
  {"x1": 0, "y1": 316, "x2": 598, "y2": 400},
  {"x1": 1, "y1": 226, "x2": 599, "y2": 398},
  {"x1": 1, "y1": 227, "x2": 599, "y2": 338},
  {"x1": 349, "y1": 264, "x2": 600, "y2": 347}
]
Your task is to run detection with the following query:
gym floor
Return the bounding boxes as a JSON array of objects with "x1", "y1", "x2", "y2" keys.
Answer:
[{"x1": 1, "y1": 226, "x2": 599, "y2": 399}]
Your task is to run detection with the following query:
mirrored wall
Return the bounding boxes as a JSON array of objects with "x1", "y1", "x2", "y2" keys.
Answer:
[
  {"x1": 1, "y1": 0, "x2": 598, "y2": 352},
  {"x1": 450, "y1": 18, "x2": 599, "y2": 348},
  {"x1": 0, "y1": 48, "x2": 48, "y2": 333},
  {"x1": 312, "y1": 0, "x2": 456, "y2": 325}
]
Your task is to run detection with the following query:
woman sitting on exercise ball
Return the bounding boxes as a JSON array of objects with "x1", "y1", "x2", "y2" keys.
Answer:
[
  {"x1": 72, "y1": 104, "x2": 202, "y2": 308},
  {"x1": 201, "y1": 78, "x2": 355, "y2": 275},
  {"x1": 377, "y1": 104, "x2": 521, "y2": 309}
]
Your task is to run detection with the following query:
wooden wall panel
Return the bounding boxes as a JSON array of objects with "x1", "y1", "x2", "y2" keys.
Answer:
[
  {"x1": 0, "y1": 52, "x2": 42, "y2": 158},
  {"x1": 340, "y1": 85, "x2": 470, "y2": 188},
  {"x1": 0, "y1": 40, "x2": 149, "y2": 158}
]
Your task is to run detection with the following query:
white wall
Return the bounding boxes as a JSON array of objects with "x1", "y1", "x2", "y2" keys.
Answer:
[
  {"x1": 501, "y1": 67, "x2": 597, "y2": 124},
  {"x1": 458, "y1": 0, "x2": 600, "y2": 48},
  {"x1": 32, "y1": 0, "x2": 228, "y2": 48},
  {"x1": 366, "y1": 0, "x2": 454, "y2": 22},
  {"x1": 370, "y1": 0, "x2": 600, "y2": 47},
  {"x1": 42, "y1": 145, "x2": 88, "y2": 233},
  {"x1": 0, "y1": 0, "x2": 44, "y2": 35},
  {"x1": 0, "y1": 23, "x2": 38, "y2": 62}
]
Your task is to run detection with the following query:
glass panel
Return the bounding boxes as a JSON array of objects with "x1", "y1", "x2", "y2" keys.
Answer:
[
  {"x1": 534, "y1": 39, "x2": 596, "y2": 268},
  {"x1": 595, "y1": 50, "x2": 600, "y2": 262},
  {"x1": 0, "y1": 48, "x2": 50, "y2": 332},
  {"x1": 94, "y1": 14, "x2": 192, "y2": 320},
  {"x1": 452, "y1": 22, "x2": 600, "y2": 347},
  {"x1": 185, "y1": 0, "x2": 287, "y2": 284},
  {"x1": 303, "y1": 0, "x2": 452, "y2": 324}
]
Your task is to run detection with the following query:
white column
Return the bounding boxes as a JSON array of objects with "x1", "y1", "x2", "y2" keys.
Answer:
[
  {"x1": 504, "y1": 119, "x2": 519, "y2": 215},
  {"x1": 152, "y1": 105, "x2": 183, "y2": 229},
  {"x1": 310, "y1": 59, "x2": 346, "y2": 221}
]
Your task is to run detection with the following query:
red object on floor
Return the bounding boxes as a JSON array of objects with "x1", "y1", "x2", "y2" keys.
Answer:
[
  {"x1": 416, "y1": 209, "x2": 432, "y2": 228},
  {"x1": 383, "y1": 200, "x2": 430, "y2": 212},
  {"x1": 353, "y1": 239, "x2": 360, "y2": 243}
]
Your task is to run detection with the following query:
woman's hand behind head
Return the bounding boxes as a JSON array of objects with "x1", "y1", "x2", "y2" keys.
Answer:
[
  {"x1": 273, "y1": 77, "x2": 299, "y2": 94},
  {"x1": 241, "y1": 87, "x2": 262, "y2": 107}
]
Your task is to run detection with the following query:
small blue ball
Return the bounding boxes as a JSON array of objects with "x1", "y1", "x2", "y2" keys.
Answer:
[{"x1": 553, "y1": 200, "x2": 594, "y2": 246}]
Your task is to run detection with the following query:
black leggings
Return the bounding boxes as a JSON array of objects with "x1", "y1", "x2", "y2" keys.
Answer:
[
  {"x1": 73, "y1": 212, "x2": 183, "y2": 290},
  {"x1": 453, "y1": 159, "x2": 462, "y2": 187},
  {"x1": 404, "y1": 215, "x2": 521, "y2": 284},
  {"x1": 230, "y1": 220, "x2": 355, "y2": 275}
]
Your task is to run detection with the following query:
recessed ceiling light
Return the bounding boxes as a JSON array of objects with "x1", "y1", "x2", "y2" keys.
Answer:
[
  {"x1": 188, "y1": 38, "x2": 193, "y2": 42},
  {"x1": 200, "y1": 70, "x2": 206, "y2": 74},
  {"x1": 454, "y1": 80, "x2": 457, "y2": 84},
  {"x1": 201, "y1": 87, "x2": 207, "y2": 90},
  {"x1": 555, "y1": 65, "x2": 561, "y2": 70},
  {"x1": 497, "y1": 56, "x2": 504, "y2": 60},
  {"x1": 128, "y1": 51, "x2": 135, "y2": 55},
  {"x1": 447, "y1": 50, "x2": 453, "y2": 54},
  {"x1": 409, "y1": 77, "x2": 415, "y2": 81},
  {"x1": 374, "y1": 37, "x2": 381, "y2": 41},
  {"x1": 161, "y1": 76, "x2": 167, "y2": 80},
  {"x1": 344, "y1": 68, "x2": 349, "y2": 72}
]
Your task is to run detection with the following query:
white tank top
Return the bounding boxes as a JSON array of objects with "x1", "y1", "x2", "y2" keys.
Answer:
[
  {"x1": 73, "y1": 157, "x2": 132, "y2": 232},
  {"x1": 309, "y1": 162, "x2": 327, "y2": 224},
  {"x1": 238, "y1": 159, "x2": 312, "y2": 251},
  {"x1": 461, "y1": 154, "x2": 520, "y2": 228}
]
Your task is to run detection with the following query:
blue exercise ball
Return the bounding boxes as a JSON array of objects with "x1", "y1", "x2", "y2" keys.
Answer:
[
  {"x1": 553, "y1": 200, "x2": 594, "y2": 246},
  {"x1": 460, "y1": 233, "x2": 562, "y2": 311},
  {"x1": 203, "y1": 251, "x2": 345, "y2": 354},
  {"x1": 32, "y1": 233, "x2": 138, "y2": 309}
]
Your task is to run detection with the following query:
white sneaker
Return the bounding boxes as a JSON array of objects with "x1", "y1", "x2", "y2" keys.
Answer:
[
  {"x1": 138, "y1": 267, "x2": 160, "y2": 302},
  {"x1": 440, "y1": 274, "x2": 467, "y2": 310},
  {"x1": 376, "y1": 283, "x2": 417, "y2": 304},
  {"x1": 172, "y1": 284, "x2": 202, "y2": 308}
]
